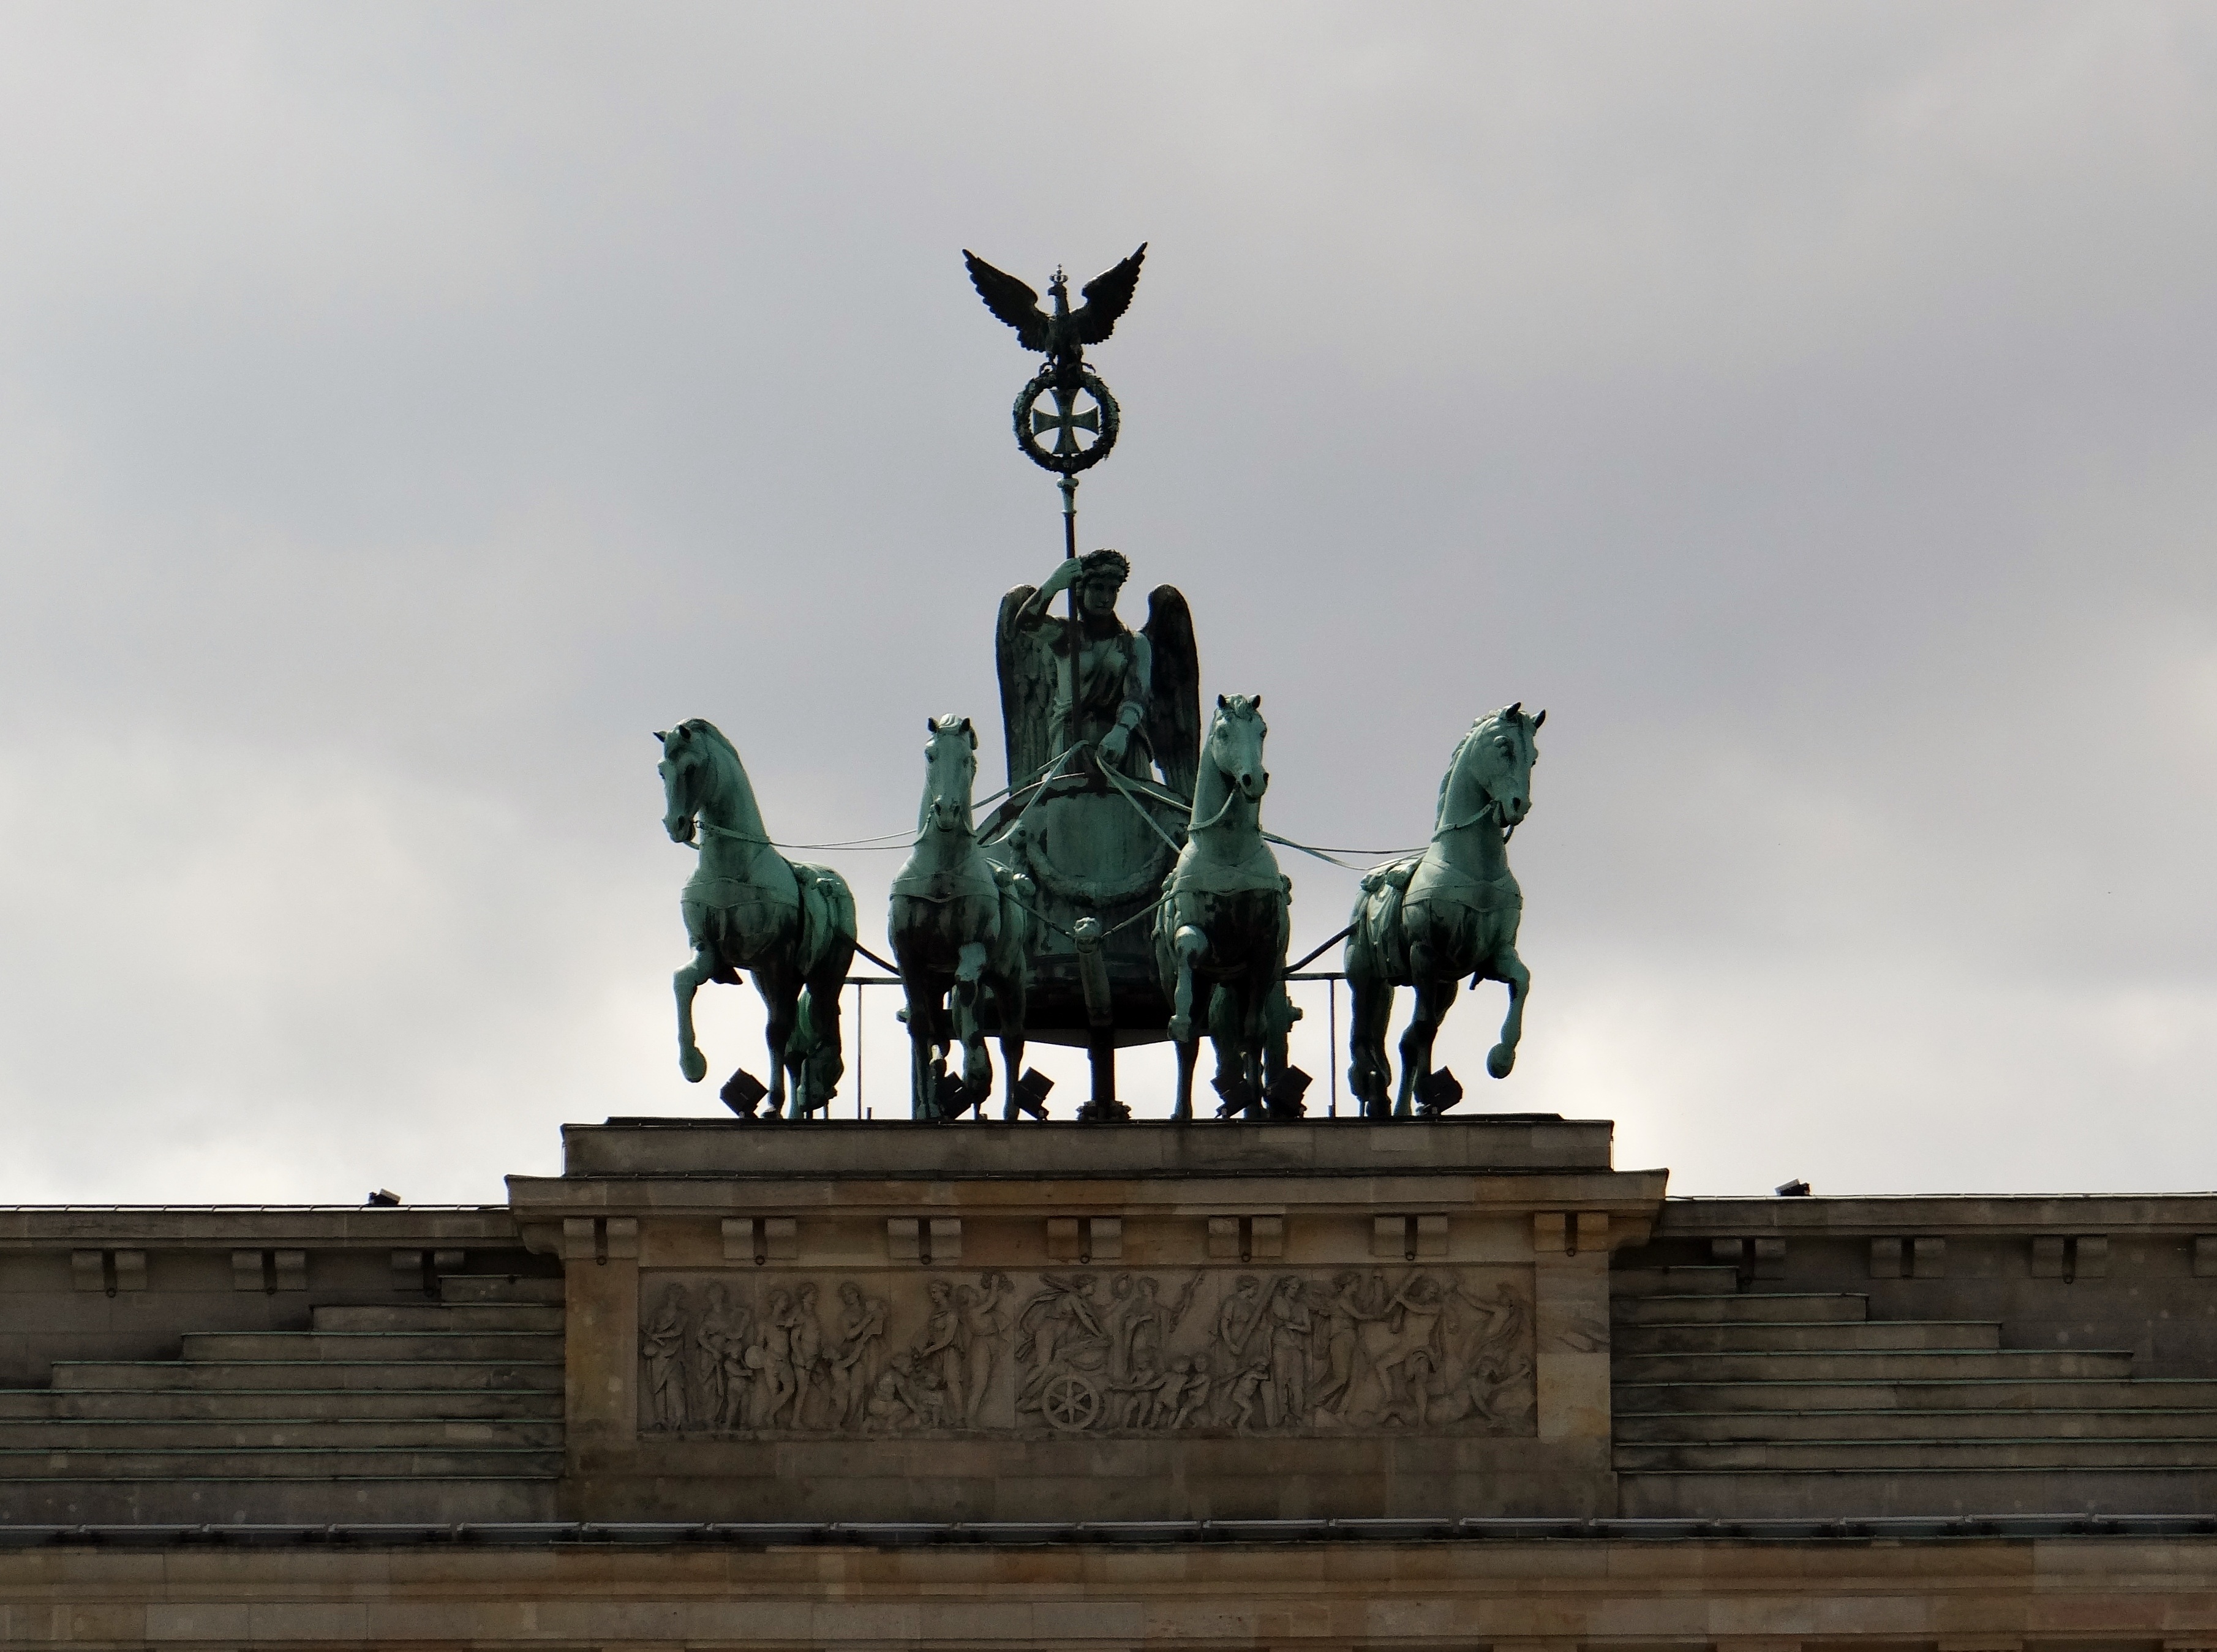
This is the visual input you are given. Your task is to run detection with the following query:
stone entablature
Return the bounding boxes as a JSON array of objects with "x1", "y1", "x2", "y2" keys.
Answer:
[
  {"x1": 508, "y1": 1117, "x2": 1663, "y2": 1523},
  {"x1": 12, "y1": 1130, "x2": 2217, "y2": 1532}
]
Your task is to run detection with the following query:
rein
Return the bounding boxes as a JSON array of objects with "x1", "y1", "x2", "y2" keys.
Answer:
[
  {"x1": 1432, "y1": 797, "x2": 1505, "y2": 839},
  {"x1": 1186, "y1": 785, "x2": 1244, "y2": 834}
]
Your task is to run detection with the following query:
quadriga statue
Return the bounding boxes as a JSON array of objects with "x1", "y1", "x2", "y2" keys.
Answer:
[
  {"x1": 1345, "y1": 704, "x2": 1543, "y2": 1117},
  {"x1": 654, "y1": 719, "x2": 857, "y2": 1120}
]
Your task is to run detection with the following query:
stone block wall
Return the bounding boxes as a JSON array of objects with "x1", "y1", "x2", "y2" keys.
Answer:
[{"x1": 0, "y1": 1209, "x2": 541, "y2": 1386}]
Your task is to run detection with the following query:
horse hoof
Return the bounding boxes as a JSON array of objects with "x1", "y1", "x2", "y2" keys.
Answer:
[
  {"x1": 680, "y1": 1049, "x2": 707, "y2": 1084},
  {"x1": 1487, "y1": 1043, "x2": 1516, "y2": 1079}
]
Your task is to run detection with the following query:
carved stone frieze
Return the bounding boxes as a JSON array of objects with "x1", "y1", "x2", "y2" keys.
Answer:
[{"x1": 638, "y1": 1266, "x2": 1534, "y2": 1438}]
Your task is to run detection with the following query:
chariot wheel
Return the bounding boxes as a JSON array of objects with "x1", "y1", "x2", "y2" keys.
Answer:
[{"x1": 1040, "y1": 1371, "x2": 1102, "y2": 1432}]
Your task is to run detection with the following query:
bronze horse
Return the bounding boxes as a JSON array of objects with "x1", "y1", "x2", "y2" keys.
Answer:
[
  {"x1": 1345, "y1": 704, "x2": 1543, "y2": 1117},
  {"x1": 889, "y1": 716, "x2": 1036, "y2": 1121},
  {"x1": 1153, "y1": 695, "x2": 1296, "y2": 1121},
  {"x1": 656, "y1": 719, "x2": 856, "y2": 1119}
]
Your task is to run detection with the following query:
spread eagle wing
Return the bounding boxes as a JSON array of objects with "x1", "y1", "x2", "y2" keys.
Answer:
[
  {"x1": 1071, "y1": 242, "x2": 1148, "y2": 346},
  {"x1": 995, "y1": 585, "x2": 1060, "y2": 796},
  {"x1": 1141, "y1": 584, "x2": 1200, "y2": 799},
  {"x1": 963, "y1": 251, "x2": 1050, "y2": 353}
]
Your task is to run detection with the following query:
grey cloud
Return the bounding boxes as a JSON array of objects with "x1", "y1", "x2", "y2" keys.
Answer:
[{"x1": 0, "y1": 1, "x2": 2210, "y2": 1201}]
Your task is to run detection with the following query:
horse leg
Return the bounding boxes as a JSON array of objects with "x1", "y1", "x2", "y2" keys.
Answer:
[
  {"x1": 755, "y1": 967, "x2": 799, "y2": 1122},
  {"x1": 1343, "y1": 918, "x2": 1398, "y2": 1118},
  {"x1": 1208, "y1": 985, "x2": 1258, "y2": 1121},
  {"x1": 1395, "y1": 977, "x2": 1459, "y2": 1117},
  {"x1": 781, "y1": 983, "x2": 817, "y2": 1119},
  {"x1": 1485, "y1": 946, "x2": 1532, "y2": 1079},
  {"x1": 1172, "y1": 1032, "x2": 1200, "y2": 1122},
  {"x1": 797, "y1": 972, "x2": 845, "y2": 1118},
  {"x1": 993, "y1": 965, "x2": 1031, "y2": 1122},
  {"x1": 1168, "y1": 924, "x2": 1207, "y2": 1044},
  {"x1": 952, "y1": 941, "x2": 992, "y2": 1112},
  {"x1": 1348, "y1": 964, "x2": 1397, "y2": 1121},
  {"x1": 1253, "y1": 950, "x2": 1289, "y2": 1106},
  {"x1": 1260, "y1": 982, "x2": 1300, "y2": 1119},
  {"x1": 900, "y1": 973, "x2": 943, "y2": 1121},
  {"x1": 1237, "y1": 973, "x2": 1270, "y2": 1112},
  {"x1": 674, "y1": 948, "x2": 716, "y2": 1085}
]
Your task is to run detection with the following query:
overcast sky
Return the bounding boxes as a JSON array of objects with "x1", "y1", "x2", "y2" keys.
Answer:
[{"x1": 0, "y1": 3, "x2": 2211, "y2": 1204}]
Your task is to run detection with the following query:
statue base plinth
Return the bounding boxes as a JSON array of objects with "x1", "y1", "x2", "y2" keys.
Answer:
[{"x1": 510, "y1": 1117, "x2": 1665, "y2": 1523}]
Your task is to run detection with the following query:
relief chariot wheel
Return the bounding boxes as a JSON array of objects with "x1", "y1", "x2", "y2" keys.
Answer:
[
  {"x1": 1039, "y1": 1370, "x2": 1102, "y2": 1432},
  {"x1": 1012, "y1": 369, "x2": 1120, "y2": 476}
]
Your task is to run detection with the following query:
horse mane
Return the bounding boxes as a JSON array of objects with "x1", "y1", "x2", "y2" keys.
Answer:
[
  {"x1": 682, "y1": 718, "x2": 740, "y2": 766},
  {"x1": 678, "y1": 719, "x2": 751, "y2": 817},
  {"x1": 1436, "y1": 707, "x2": 1521, "y2": 828}
]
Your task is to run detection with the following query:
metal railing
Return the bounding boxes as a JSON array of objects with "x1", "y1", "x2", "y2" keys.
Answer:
[{"x1": 834, "y1": 926, "x2": 1356, "y2": 1120}]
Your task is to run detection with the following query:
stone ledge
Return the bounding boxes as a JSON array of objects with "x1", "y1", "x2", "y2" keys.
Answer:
[
  {"x1": 1656, "y1": 1194, "x2": 2217, "y2": 1237},
  {"x1": 0, "y1": 1533, "x2": 2209, "y2": 1651},
  {"x1": 0, "y1": 1209, "x2": 522, "y2": 1250},
  {"x1": 562, "y1": 1116, "x2": 1619, "y2": 1179}
]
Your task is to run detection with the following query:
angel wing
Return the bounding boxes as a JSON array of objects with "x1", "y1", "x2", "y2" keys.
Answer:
[
  {"x1": 1071, "y1": 243, "x2": 1148, "y2": 345},
  {"x1": 995, "y1": 586, "x2": 1059, "y2": 791},
  {"x1": 1142, "y1": 584, "x2": 1200, "y2": 798},
  {"x1": 963, "y1": 251, "x2": 1050, "y2": 352}
]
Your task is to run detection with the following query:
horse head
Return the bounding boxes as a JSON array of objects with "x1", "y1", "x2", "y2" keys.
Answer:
[
  {"x1": 655, "y1": 718, "x2": 737, "y2": 843},
  {"x1": 1206, "y1": 693, "x2": 1270, "y2": 802},
  {"x1": 920, "y1": 715, "x2": 979, "y2": 836},
  {"x1": 1441, "y1": 702, "x2": 1545, "y2": 833}
]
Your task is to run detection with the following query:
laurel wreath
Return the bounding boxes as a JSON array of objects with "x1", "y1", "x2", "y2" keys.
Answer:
[
  {"x1": 1015, "y1": 816, "x2": 1170, "y2": 906},
  {"x1": 1012, "y1": 369, "x2": 1121, "y2": 476}
]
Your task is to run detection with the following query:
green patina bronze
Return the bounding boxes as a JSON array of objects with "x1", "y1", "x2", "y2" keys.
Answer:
[
  {"x1": 978, "y1": 548, "x2": 1200, "y2": 1119},
  {"x1": 889, "y1": 715, "x2": 1039, "y2": 1122},
  {"x1": 963, "y1": 246, "x2": 1146, "y2": 479},
  {"x1": 1151, "y1": 694, "x2": 1298, "y2": 1122},
  {"x1": 646, "y1": 249, "x2": 1548, "y2": 1126},
  {"x1": 1346, "y1": 705, "x2": 1544, "y2": 1117},
  {"x1": 656, "y1": 719, "x2": 857, "y2": 1121}
]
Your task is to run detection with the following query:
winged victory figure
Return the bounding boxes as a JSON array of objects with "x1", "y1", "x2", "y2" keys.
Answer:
[
  {"x1": 963, "y1": 244, "x2": 1148, "y2": 389},
  {"x1": 995, "y1": 547, "x2": 1199, "y2": 800}
]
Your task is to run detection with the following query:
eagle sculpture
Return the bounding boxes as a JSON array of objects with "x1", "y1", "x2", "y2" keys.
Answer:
[{"x1": 963, "y1": 244, "x2": 1147, "y2": 389}]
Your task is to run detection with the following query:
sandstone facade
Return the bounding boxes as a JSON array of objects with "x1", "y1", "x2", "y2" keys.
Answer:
[{"x1": 1, "y1": 1116, "x2": 2215, "y2": 1648}]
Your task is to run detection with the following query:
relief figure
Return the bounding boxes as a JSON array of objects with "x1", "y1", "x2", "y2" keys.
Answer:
[
  {"x1": 696, "y1": 1283, "x2": 754, "y2": 1429},
  {"x1": 1265, "y1": 1276, "x2": 1311, "y2": 1428},
  {"x1": 829, "y1": 1280, "x2": 887, "y2": 1429},
  {"x1": 957, "y1": 1271, "x2": 1011, "y2": 1427},
  {"x1": 788, "y1": 1282, "x2": 824, "y2": 1427},
  {"x1": 753, "y1": 1288, "x2": 797, "y2": 1427},
  {"x1": 913, "y1": 1280, "x2": 968, "y2": 1424},
  {"x1": 641, "y1": 1284, "x2": 691, "y2": 1433},
  {"x1": 1015, "y1": 1272, "x2": 1112, "y2": 1421},
  {"x1": 638, "y1": 1264, "x2": 1534, "y2": 1440}
]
